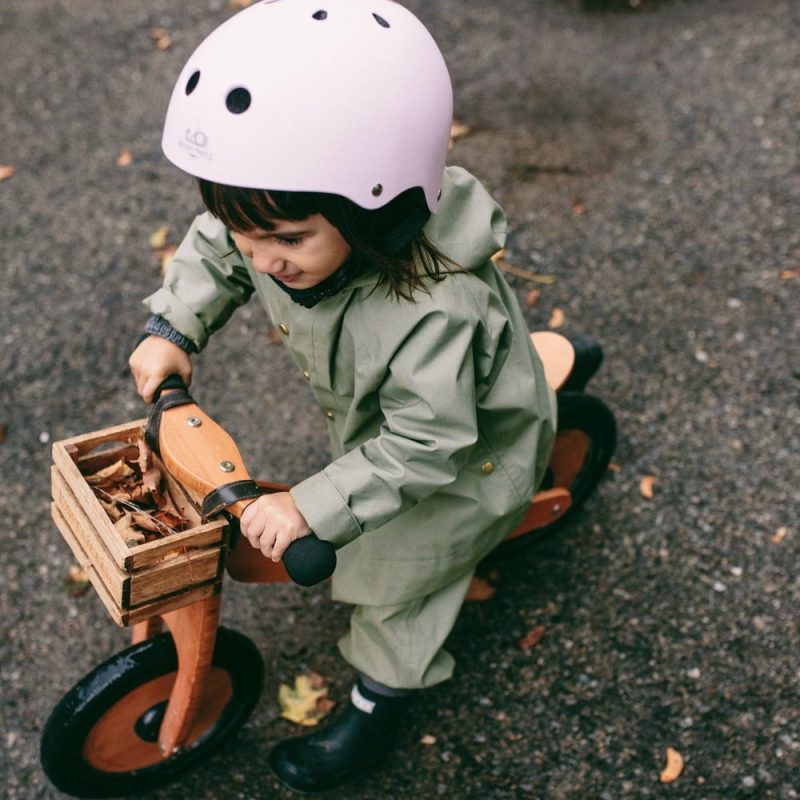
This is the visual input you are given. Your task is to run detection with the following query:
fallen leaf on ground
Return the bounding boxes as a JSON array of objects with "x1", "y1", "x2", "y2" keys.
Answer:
[
  {"x1": 0, "y1": 165, "x2": 15, "y2": 182},
  {"x1": 116, "y1": 147, "x2": 133, "y2": 167},
  {"x1": 640, "y1": 475, "x2": 656, "y2": 499},
  {"x1": 149, "y1": 27, "x2": 172, "y2": 50},
  {"x1": 548, "y1": 307, "x2": 565, "y2": 329},
  {"x1": 448, "y1": 120, "x2": 472, "y2": 150},
  {"x1": 420, "y1": 734, "x2": 437, "y2": 745},
  {"x1": 608, "y1": 462, "x2": 622, "y2": 473},
  {"x1": 0, "y1": 422, "x2": 6, "y2": 444},
  {"x1": 778, "y1": 266, "x2": 798, "y2": 280},
  {"x1": 466, "y1": 576, "x2": 496, "y2": 602},
  {"x1": 659, "y1": 746, "x2": 684, "y2": 783},
  {"x1": 278, "y1": 673, "x2": 335, "y2": 726},
  {"x1": 492, "y1": 249, "x2": 557, "y2": 285},
  {"x1": 149, "y1": 225, "x2": 170, "y2": 249},
  {"x1": 517, "y1": 625, "x2": 545, "y2": 651},
  {"x1": 157, "y1": 244, "x2": 178, "y2": 278},
  {"x1": 571, "y1": 198, "x2": 587, "y2": 215},
  {"x1": 772, "y1": 527, "x2": 788, "y2": 544},
  {"x1": 64, "y1": 565, "x2": 91, "y2": 597},
  {"x1": 526, "y1": 288, "x2": 542, "y2": 308}
]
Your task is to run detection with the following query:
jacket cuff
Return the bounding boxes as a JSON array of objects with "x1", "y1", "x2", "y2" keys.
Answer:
[
  {"x1": 290, "y1": 472, "x2": 362, "y2": 548},
  {"x1": 144, "y1": 315, "x2": 197, "y2": 353},
  {"x1": 143, "y1": 288, "x2": 210, "y2": 351}
]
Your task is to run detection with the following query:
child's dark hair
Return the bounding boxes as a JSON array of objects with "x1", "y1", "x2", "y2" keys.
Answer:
[{"x1": 198, "y1": 179, "x2": 458, "y2": 301}]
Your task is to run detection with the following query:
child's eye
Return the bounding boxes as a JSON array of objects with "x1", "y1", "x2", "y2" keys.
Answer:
[{"x1": 275, "y1": 235, "x2": 303, "y2": 247}]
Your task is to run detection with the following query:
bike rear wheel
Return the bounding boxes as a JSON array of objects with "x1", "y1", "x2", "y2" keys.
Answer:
[
  {"x1": 41, "y1": 626, "x2": 263, "y2": 798},
  {"x1": 496, "y1": 391, "x2": 616, "y2": 554}
]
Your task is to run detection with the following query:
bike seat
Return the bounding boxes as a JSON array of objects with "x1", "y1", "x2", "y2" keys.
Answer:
[{"x1": 530, "y1": 331, "x2": 575, "y2": 391}]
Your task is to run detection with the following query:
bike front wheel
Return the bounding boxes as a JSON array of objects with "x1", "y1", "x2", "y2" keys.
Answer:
[{"x1": 41, "y1": 626, "x2": 263, "y2": 798}]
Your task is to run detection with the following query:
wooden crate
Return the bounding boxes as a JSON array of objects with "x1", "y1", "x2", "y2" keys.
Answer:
[{"x1": 51, "y1": 419, "x2": 228, "y2": 626}]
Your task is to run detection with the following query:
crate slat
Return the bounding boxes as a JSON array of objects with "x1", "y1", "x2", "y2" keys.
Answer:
[
  {"x1": 51, "y1": 503, "x2": 126, "y2": 626},
  {"x1": 51, "y1": 467, "x2": 129, "y2": 604}
]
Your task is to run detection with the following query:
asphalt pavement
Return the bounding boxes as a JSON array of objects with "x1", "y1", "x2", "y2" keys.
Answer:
[{"x1": 1, "y1": 1, "x2": 798, "y2": 798}]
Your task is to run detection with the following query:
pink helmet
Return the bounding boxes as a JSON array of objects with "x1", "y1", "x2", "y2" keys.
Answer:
[{"x1": 161, "y1": 0, "x2": 453, "y2": 212}]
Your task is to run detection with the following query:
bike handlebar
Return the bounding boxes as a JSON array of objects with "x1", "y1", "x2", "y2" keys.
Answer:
[{"x1": 150, "y1": 375, "x2": 336, "y2": 587}]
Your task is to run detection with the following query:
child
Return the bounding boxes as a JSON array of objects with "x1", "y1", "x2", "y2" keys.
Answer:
[{"x1": 129, "y1": 0, "x2": 556, "y2": 792}]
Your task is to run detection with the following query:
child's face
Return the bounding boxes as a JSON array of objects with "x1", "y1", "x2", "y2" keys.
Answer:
[{"x1": 232, "y1": 214, "x2": 351, "y2": 290}]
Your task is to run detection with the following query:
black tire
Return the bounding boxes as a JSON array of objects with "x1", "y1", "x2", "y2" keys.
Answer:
[
  {"x1": 495, "y1": 391, "x2": 616, "y2": 555},
  {"x1": 41, "y1": 626, "x2": 263, "y2": 798}
]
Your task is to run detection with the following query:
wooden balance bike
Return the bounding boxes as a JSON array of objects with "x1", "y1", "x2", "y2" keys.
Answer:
[{"x1": 40, "y1": 331, "x2": 616, "y2": 797}]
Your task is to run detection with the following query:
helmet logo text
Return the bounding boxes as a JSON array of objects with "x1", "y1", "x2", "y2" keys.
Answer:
[{"x1": 178, "y1": 128, "x2": 212, "y2": 160}]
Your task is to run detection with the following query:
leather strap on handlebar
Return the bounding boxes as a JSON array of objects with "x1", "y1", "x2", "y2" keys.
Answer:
[
  {"x1": 201, "y1": 480, "x2": 264, "y2": 521},
  {"x1": 144, "y1": 387, "x2": 194, "y2": 455}
]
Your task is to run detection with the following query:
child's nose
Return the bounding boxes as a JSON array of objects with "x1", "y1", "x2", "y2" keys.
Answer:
[{"x1": 252, "y1": 246, "x2": 284, "y2": 274}]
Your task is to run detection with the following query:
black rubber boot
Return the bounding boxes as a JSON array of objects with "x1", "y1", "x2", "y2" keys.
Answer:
[{"x1": 268, "y1": 677, "x2": 412, "y2": 793}]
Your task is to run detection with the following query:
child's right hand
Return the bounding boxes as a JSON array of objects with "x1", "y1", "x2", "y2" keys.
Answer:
[{"x1": 129, "y1": 336, "x2": 193, "y2": 403}]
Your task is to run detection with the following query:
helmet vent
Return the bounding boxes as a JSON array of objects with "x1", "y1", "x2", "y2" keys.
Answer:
[
  {"x1": 312, "y1": 10, "x2": 327, "y2": 20},
  {"x1": 226, "y1": 88, "x2": 252, "y2": 114},
  {"x1": 185, "y1": 71, "x2": 200, "y2": 95},
  {"x1": 372, "y1": 13, "x2": 390, "y2": 28}
]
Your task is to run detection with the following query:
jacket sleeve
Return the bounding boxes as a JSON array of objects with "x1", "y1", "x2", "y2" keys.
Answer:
[
  {"x1": 290, "y1": 308, "x2": 483, "y2": 547},
  {"x1": 143, "y1": 212, "x2": 254, "y2": 351}
]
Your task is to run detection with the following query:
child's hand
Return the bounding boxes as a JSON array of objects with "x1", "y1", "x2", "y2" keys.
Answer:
[
  {"x1": 129, "y1": 336, "x2": 193, "y2": 403},
  {"x1": 240, "y1": 493, "x2": 313, "y2": 562}
]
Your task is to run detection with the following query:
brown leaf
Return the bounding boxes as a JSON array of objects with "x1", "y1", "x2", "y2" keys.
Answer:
[
  {"x1": 148, "y1": 225, "x2": 170, "y2": 249},
  {"x1": 659, "y1": 746, "x2": 684, "y2": 783},
  {"x1": 85, "y1": 459, "x2": 135, "y2": 487},
  {"x1": 0, "y1": 165, "x2": 15, "y2": 182},
  {"x1": 778, "y1": 268, "x2": 799, "y2": 280},
  {"x1": 525, "y1": 288, "x2": 542, "y2": 309},
  {"x1": 141, "y1": 466, "x2": 162, "y2": 496},
  {"x1": 136, "y1": 439, "x2": 152, "y2": 474},
  {"x1": 492, "y1": 250, "x2": 557, "y2": 286},
  {"x1": 571, "y1": 198, "x2": 587, "y2": 215},
  {"x1": 640, "y1": 475, "x2": 656, "y2": 500},
  {"x1": 116, "y1": 147, "x2": 133, "y2": 167},
  {"x1": 64, "y1": 565, "x2": 91, "y2": 597},
  {"x1": 114, "y1": 512, "x2": 146, "y2": 545},
  {"x1": 97, "y1": 496, "x2": 124, "y2": 522},
  {"x1": 155, "y1": 244, "x2": 178, "y2": 278},
  {"x1": 465, "y1": 576, "x2": 496, "y2": 602},
  {"x1": 0, "y1": 422, "x2": 7, "y2": 444},
  {"x1": 548, "y1": 307, "x2": 565, "y2": 329},
  {"x1": 149, "y1": 27, "x2": 172, "y2": 50},
  {"x1": 448, "y1": 120, "x2": 472, "y2": 150},
  {"x1": 772, "y1": 527, "x2": 788, "y2": 544},
  {"x1": 608, "y1": 462, "x2": 622, "y2": 473},
  {"x1": 517, "y1": 625, "x2": 545, "y2": 651}
]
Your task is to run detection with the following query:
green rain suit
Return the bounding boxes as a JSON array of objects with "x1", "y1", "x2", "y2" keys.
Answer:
[{"x1": 145, "y1": 167, "x2": 557, "y2": 688}]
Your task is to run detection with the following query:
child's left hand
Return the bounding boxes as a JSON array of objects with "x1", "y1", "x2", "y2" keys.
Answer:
[{"x1": 240, "y1": 493, "x2": 312, "y2": 562}]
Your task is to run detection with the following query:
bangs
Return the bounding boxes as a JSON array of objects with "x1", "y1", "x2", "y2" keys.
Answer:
[{"x1": 197, "y1": 179, "x2": 324, "y2": 232}]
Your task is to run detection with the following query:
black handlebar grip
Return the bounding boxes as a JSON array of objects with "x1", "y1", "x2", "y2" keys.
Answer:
[
  {"x1": 282, "y1": 535, "x2": 337, "y2": 586},
  {"x1": 152, "y1": 374, "x2": 189, "y2": 403}
]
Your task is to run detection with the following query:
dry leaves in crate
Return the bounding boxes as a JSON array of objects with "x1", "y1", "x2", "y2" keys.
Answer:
[
  {"x1": 279, "y1": 672, "x2": 336, "y2": 727},
  {"x1": 84, "y1": 439, "x2": 190, "y2": 545}
]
